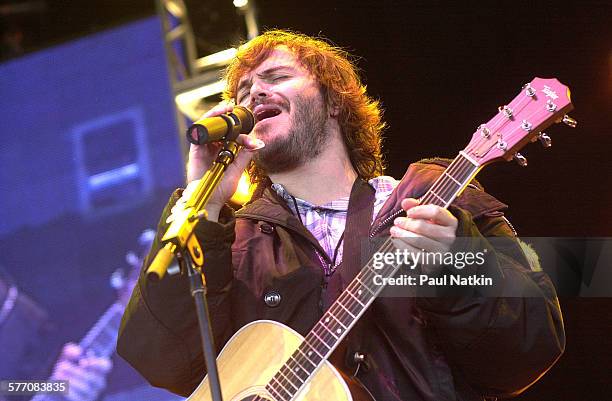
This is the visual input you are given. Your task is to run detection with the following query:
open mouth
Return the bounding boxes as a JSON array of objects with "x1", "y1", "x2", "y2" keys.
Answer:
[{"x1": 254, "y1": 104, "x2": 282, "y2": 123}]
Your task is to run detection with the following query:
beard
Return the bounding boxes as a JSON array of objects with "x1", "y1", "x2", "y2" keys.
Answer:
[{"x1": 253, "y1": 92, "x2": 330, "y2": 175}]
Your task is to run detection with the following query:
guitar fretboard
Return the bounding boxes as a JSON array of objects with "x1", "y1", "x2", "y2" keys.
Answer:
[
  {"x1": 264, "y1": 154, "x2": 480, "y2": 401},
  {"x1": 79, "y1": 302, "x2": 125, "y2": 358}
]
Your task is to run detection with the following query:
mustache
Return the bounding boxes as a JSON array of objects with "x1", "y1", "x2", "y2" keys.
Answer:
[{"x1": 250, "y1": 98, "x2": 288, "y2": 111}]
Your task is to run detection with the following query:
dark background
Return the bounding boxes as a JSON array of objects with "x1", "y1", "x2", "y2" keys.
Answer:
[{"x1": 2, "y1": 1, "x2": 611, "y2": 400}]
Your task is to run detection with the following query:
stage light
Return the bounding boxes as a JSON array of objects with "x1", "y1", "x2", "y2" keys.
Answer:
[
  {"x1": 233, "y1": 0, "x2": 249, "y2": 8},
  {"x1": 230, "y1": 171, "x2": 254, "y2": 205},
  {"x1": 165, "y1": 0, "x2": 185, "y2": 17}
]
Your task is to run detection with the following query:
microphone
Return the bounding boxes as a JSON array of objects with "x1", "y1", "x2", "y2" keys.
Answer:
[{"x1": 186, "y1": 106, "x2": 255, "y2": 145}]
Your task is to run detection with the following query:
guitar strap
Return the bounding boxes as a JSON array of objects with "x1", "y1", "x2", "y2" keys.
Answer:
[
  {"x1": 324, "y1": 177, "x2": 375, "y2": 374},
  {"x1": 341, "y1": 177, "x2": 376, "y2": 288}
]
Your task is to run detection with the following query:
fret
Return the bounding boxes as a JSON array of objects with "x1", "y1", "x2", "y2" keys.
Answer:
[
  {"x1": 287, "y1": 355, "x2": 311, "y2": 381},
  {"x1": 337, "y1": 301, "x2": 356, "y2": 318},
  {"x1": 295, "y1": 344, "x2": 319, "y2": 368},
  {"x1": 443, "y1": 171, "x2": 462, "y2": 186},
  {"x1": 370, "y1": 255, "x2": 400, "y2": 279},
  {"x1": 355, "y1": 276, "x2": 376, "y2": 295},
  {"x1": 346, "y1": 288, "x2": 366, "y2": 308},
  {"x1": 339, "y1": 294, "x2": 364, "y2": 318},
  {"x1": 279, "y1": 360, "x2": 307, "y2": 387},
  {"x1": 276, "y1": 367, "x2": 301, "y2": 391},
  {"x1": 325, "y1": 318, "x2": 345, "y2": 338},
  {"x1": 311, "y1": 324, "x2": 336, "y2": 348},
  {"x1": 428, "y1": 190, "x2": 447, "y2": 205},
  {"x1": 265, "y1": 384, "x2": 285, "y2": 401},
  {"x1": 346, "y1": 283, "x2": 371, "y2": 305},
  {"x1": 422, "y1": 156, "x2": 480, "y2": 209},
  {"x1": 449, "y1": 165, "x2": 474, "y2": 184},
  {"x1": 458, "y1": 150, "x2": 479, "y2": 167},
  {"x1": 360, "y1": 262, "x2": 383, "y2": 279},
  {"x1": 317, "y1": 322, "x2": 340, "y2": 340},
  {"x1": 357, "y1": 271, "x2": 384, "y2": 295},
  {"x1": 319, "y1": 314, "x2": 348, "y2": 340},
  {"x1": 269, "y1": 375, "x2": 292, "y2": 400},
  {"x1": 328, "y1": 304, "x2": 352, "y2": 329},
  {"x1": 80, "y1": 303, "x2": 123, "y2": 354},
  {"x1": 308, "y1": 330, "x2": 333, "y2": 353},
  {"x1": 325, "y1": 312, "x2": 348, "y2": 329},
  {"x1": 301, "y1": 339, "x2": 324, "y2": 361}
]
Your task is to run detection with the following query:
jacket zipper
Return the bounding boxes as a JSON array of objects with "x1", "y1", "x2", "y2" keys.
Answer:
[{"x1": 369, "y1": 208, "x2": 405, "y2": 237}]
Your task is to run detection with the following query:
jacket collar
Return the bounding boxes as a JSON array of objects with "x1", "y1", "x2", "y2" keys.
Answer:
[{"x1": 236, "y1": 186, "x2": 331, "y2": 259}]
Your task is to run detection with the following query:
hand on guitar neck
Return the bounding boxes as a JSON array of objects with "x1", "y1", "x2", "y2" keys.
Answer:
[{"x1": 30, "y1": 343, "x2": 112, "y2": 401}]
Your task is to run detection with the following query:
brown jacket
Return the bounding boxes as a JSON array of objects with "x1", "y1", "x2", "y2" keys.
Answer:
[{"x1": 117, "y1": 160, "x2": 565, "y2": 401}]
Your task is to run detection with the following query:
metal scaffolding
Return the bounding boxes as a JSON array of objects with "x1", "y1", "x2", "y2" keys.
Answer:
[{"x1": 155, "y1": 0, "x2": 259, "y2": 162}]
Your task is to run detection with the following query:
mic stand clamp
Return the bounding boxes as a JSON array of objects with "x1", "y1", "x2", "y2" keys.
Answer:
[{"x1": 146, "y1": 139, "x2": 243, "y2": 401}]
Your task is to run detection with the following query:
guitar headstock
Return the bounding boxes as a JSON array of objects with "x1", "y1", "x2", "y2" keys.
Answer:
[
  {"x1": 464, "y1": 77, "x2": 575, "y2": 167},
  {"x1": 111, "y1": 229, "x2": 156, "y2": 306}
]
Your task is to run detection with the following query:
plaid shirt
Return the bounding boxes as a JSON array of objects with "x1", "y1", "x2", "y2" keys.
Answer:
[{"x1": 272, "y1": 176, "x2": 398, "y2": 274}]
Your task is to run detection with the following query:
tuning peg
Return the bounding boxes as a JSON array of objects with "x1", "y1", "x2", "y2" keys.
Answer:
[
  {"x1": 513, "y1": 152, "x2": 528, "y2": 167},
  {"x1": 562, "y1": 115, "x2": 577, "y2": 128},
  {"x1": 538, "y1": 132, "x2": 552, "y2": 148}
]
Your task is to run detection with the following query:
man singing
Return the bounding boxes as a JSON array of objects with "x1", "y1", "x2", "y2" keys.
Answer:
[{"x1": 118, "y1": 30, "x2": 564, "y2": 400}]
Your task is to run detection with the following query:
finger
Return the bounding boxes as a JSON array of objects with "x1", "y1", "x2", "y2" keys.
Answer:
[
  {"x1": 56, "y1": 360, "x2": 108, "y2": 398},
  {"x1": 400, "y1": 198, "x2": 419, "y2": 212},
  {"x1": 201, "y1": 101, "x2": 235, "y2": 118},
  {"x1": 52, "y1": 362, "x2": 93, "y2": 395},
  {"x1": 189, "y1": 141, "x2": 222, "y2": 156},
  {"x1": 393, "y1": 216, "x2": 454, "y2": 239},
  {"x1": 80, "y1": 356, "x2": 113, "y2": 375},
  {"x1": 65, "y1": 374, "x2": 105, "y2": 401},
  {"x1": 232, "y1": 147, "x2": 256, "y2": 174},
  {"x1": 405, "y1": 204, "x2": 457, "y2": 227},
  {"x1": 236, "y1": 134, "x2": 265, "y2": 151},
  {"x1": 58, "y1": 343, "x2": 82, "y2": 362},
  {"x1": 389, "y1": 226, "x2": 446, "y2": 253}
]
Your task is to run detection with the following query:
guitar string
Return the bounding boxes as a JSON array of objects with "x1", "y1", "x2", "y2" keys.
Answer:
[{"x1": 419, "y1": 156, "x2": 476, "y2": 207}]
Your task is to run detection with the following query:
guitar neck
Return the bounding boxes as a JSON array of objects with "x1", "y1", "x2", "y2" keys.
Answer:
[{"x1": 264, "y1": 153, "x2": 481, "y2": 400}]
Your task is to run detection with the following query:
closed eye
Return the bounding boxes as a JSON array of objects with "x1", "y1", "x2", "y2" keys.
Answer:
[{"x1": 270, "y1": 75, "x2": 289, "y2": 82}]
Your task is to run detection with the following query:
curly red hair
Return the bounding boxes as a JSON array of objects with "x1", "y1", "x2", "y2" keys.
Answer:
[{"x1": 223, "y1": 30, "x2": 386, "y2": 183}]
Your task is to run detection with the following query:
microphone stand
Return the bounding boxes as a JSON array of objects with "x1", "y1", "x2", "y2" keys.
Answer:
[{"x1": 146, "y1": 138, "x2": 243, "y2": 401}]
